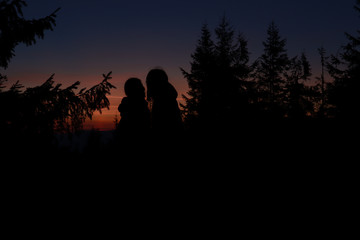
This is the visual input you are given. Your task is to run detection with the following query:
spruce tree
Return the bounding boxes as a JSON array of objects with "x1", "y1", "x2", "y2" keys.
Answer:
[
  {"x1": 0, "y1": 1, "x2": 116, "y2": 156},
  {"x1": 213, "y1": 16, "x2": 238, "y2": 123},
  {"x1": 316, "y1": 47, "x2": 328, "y2": 117},
  {"x1": 213, "y1": 17, "x2": 251, "y2": 123},
  {"x1": 256, "y1": 22, "x2": 289, "y2": 118},
  {"x1": 180, "y1": 24, "x2": 216, "y2": 128},
  {"x1": 284, "y1": 52, "x2": 312, "y2": 119},
  {"x1": 0, "y1": 0, "x2": 60, "y2": 69},
  {"x1": 327, "y1": 0, "x2": 360, "y2": 120},
  {"x1": 181, "y1": 17, "x2": 251, "y2": 129}
]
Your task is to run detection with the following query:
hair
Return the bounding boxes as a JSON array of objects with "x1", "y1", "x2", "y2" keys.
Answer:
[
  {"x1": 146, "y1": 68, "x2": 170, "y2": 100},
  {"x1": 124, "y1": 78, "x2": 145, "y2": 98},
  {"x1": 146, "y1": 68, "x2": 168, "y2": 84}
]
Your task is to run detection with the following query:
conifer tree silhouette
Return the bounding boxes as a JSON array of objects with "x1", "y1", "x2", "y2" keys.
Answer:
[
  {"x1": 181, "y1": 24, "x2": 216, "y2": 128},
  {"x1": 214, "y1": 17, "x2": 251, "y2": 125},
  {"x1": 256, "y1": 22, "x2": 289, "y2": 119},
  {"x1": 0, "y1": 1, "x2": 115, "y2": 157},
  {"x1": 327, "y1": 0, "x2": 360, "y2": 121},
  {"x1": 316, "y1": 47, "x2": 329, "y2": 117},
  {"x1": 0, "y1": 0, "x2": 60, "y2": 69},
  {"x1": 284, "y1": 52, "x2": 312, "y2": 119},
  {"x1": 1, "y1": 72, "x2": 115, "y2": 156},
  {"x1": 181, "y1": 17, "x2": 252, "y2": 130}
]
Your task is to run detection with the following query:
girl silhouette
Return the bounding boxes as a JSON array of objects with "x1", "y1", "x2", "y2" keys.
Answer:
[
  {"x1": 146, "y1": 68, "x2": 183, "y2": 136},
  {"x1": 118, "y1": 78, "x2": 150, "y2": 138}
]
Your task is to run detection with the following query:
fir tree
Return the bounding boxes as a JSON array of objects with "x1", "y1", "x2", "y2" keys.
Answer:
[
  {"x1": 213, "y1": 17, "x2": 251, "y2": 123},
  {"x1": 327, "y1": 0, "x2": 360, "y2": 120},
  {"x1": 0, "y1": 72, "x2": 115, "y2": 156},
  {"x1": 256, "y1": 22, "x2": 289, "y2": 118},
  {"x1": 213, "y1": 16, "x2": 238, "y2": 123},
  {"x1": 316, "y1": 46, "x2": 328, "y2": 117},
  {"x1": 180, "y1": 23, "x2": 216, "y2": 127},
  {"x1": 0, "y1": 1, "x2": 115, "y2": 157},
  {"x1": 0, "y1": 0, "x2": 60, "y2": 69},
  {"x1": 181, "y1": 17, "x2": 251, "y2": 129},
  {"x1": 284, "y1": 52, "x2": 312, "y2": 119}
]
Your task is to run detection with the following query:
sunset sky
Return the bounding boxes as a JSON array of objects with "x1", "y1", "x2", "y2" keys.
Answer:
[{"x1": 2, "y1": 0, "x2": 358, "y2": 130}]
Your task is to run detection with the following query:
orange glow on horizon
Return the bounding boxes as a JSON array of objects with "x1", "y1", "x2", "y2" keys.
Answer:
[
  {"x1": 5, "y1": 72, "x2": 187, "y2": 131},
  {"x1": 84, "y1": 95, "x2": 186, "y2": 131},
  {"x1": 84, "y1": 117, "x2": 116, "y2": 131},
  {"x1": 84, "y1": 96, "x2": 122, "y2": 131}
]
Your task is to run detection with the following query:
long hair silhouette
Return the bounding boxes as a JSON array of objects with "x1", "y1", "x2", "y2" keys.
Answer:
[
  {"x1": 118, "y1": 78, "x2": 150, "y2": 137},
  {"x1": 146, "y1": 68, "x2": 183, "y2": 135}
]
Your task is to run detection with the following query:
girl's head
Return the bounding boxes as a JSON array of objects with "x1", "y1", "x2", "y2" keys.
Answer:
[
  {"x1": 146, "y1": 68, "x2": 169, "y2": 100},
  {"x1": 124, "y1": 78, "x2": 145, "y2": 98}
]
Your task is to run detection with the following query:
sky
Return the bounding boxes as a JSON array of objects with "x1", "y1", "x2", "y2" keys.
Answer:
[{"x1": 2, "y1": 0, "x2": 359, "y2": 130}]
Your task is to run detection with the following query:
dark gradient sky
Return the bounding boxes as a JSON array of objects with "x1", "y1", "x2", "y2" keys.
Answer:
[{"x1": 3, "y1": 0, "x2": 358, "y2": 130}]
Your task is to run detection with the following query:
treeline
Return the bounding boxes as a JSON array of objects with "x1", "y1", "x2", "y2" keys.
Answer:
[
  {"x1": 181, "y1": 6, "x2": 360, "y2": 132},
  {"x1": 1, "y1": 0, "x2": 359, "y2": 158},
  {"x1": 0, "y1": 1, "x2": 116, "y2": 157}
]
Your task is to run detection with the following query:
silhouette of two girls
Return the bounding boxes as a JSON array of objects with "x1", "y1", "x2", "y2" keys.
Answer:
[{"x1": 117, "y1": 68, "x2": 183, "y2": 143}]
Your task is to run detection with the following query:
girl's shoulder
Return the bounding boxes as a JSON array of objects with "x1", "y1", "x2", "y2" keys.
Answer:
[{"x1": 118, "y1": 97, "x2": 129, "y2": 112}]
